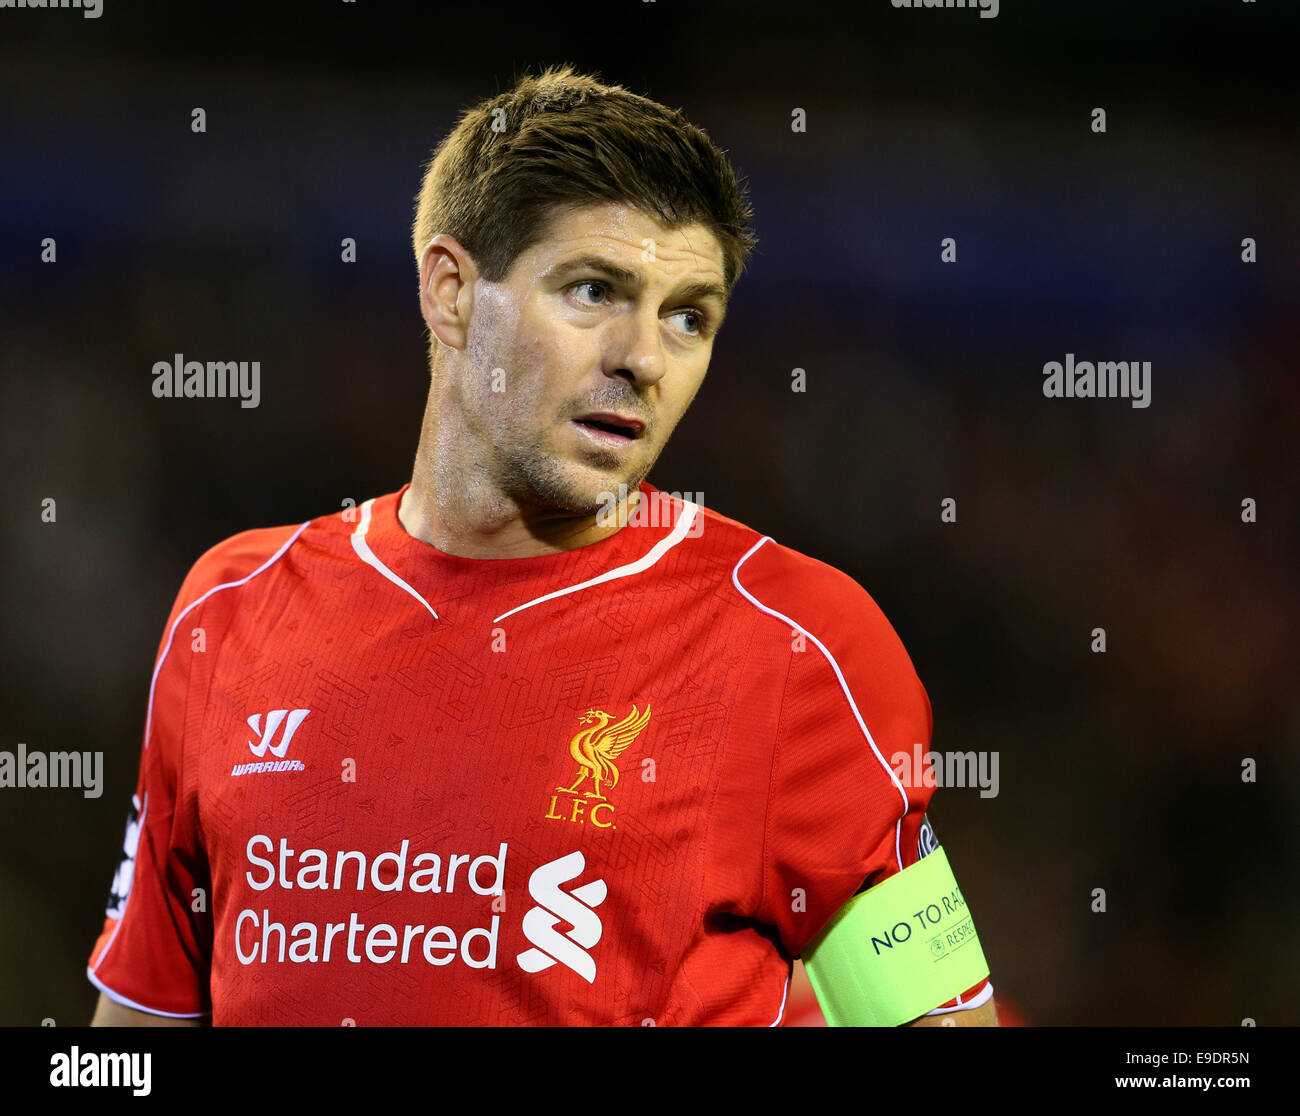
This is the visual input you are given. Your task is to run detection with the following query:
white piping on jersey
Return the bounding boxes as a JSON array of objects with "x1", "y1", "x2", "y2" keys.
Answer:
[
  {"x1": 93, "y1": 523, "x2": 310, "y2": 988},
  {"x1": 144, "y1": 520, "x2": 310, "y2": 752},
  {"x1": 87, "y1": 963, "x2": 209, "y2": 1019},
  {"x1": 351, "y1": 497, "x2": 439, "y2": 619},
  {"x1": 731, "y1": 535, "x2": 912, "y2": 874},
  {"x1": 349, "y1": 495, "x2": 697, "y2": 623},
  {"x1": 924, "y1": 979, "x2": 995, "y2": 1015},
  {"x1": 491, "y1": 499, "x2": 700, "y2": 623},
  {"x1": 769, "y1": 967, "x2": 791, "y2": 1027}
]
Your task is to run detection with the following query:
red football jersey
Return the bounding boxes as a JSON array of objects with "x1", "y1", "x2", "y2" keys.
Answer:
[{"x1": 87, "y1": 482, "x2": 991, "y2": 1025}]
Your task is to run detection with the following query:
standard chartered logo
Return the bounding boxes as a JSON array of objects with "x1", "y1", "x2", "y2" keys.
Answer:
[
  {"x1": 230, "y1": 837, "x2": 612, "y2": 981},
  {"x1": 516, "y1": 851, "x2": 607, "y2": 983}
]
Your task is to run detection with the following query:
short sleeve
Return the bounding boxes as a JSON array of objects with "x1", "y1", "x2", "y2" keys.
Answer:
[
  {"x1": 751, "y1": 554, "x2": 936, "y2": 960},
  {"x1": 87, "y1": 568, "x2": 213, "y2": 1018}
]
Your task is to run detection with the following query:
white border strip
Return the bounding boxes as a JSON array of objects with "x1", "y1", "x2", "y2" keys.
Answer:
[
  {"x1": 95, "y1": 520, "x2": 308, "y2": 984},
  {"x1": 924, "y1": 979, "x2": 995, "y2": 1015},
  {"x1": 143, "y1": 521, "x2": 310, "y2": 751},
  {"x1": 351, "y1": 497, "x2": 438, "y2": 619},
  {"x1": 86, "y1": 966, "x2": 209, "y2": 1020},
  {"x1": 768, "y1": 968, "x2": 791, "y2": 1027},
  {"x1": 492, "y1": 500, "x2": 699, "y2": 623},
  {"x1": 731, "y1": 536, "x2": 911, "y2": 873}
]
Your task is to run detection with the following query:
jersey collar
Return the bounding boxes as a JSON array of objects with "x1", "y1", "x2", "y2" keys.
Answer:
[{"x1": 348, "y1": 481, "x2": 698, "y2": 624}]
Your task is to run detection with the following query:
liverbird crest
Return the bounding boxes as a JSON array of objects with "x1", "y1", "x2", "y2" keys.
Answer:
[{"x1": 556, "y1": 704, "x2": 652, "y2": 801}]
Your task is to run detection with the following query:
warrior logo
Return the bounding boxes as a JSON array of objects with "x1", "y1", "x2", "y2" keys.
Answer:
[{"x1": 247, "y1": 709, "x2": 310, "y2": 758}]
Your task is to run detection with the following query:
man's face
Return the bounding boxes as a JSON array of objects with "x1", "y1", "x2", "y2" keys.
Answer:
[{"x1": 454, "y1": 202, "x2": 728, "y2": 516}]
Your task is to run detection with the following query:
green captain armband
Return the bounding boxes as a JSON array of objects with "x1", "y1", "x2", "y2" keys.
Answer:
[{"x1": 802, "y1": 846, "x2": 989, "y2": 1027}]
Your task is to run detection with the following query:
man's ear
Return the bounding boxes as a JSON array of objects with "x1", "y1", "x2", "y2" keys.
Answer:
[{"x1": 419, "y1": 234, "x2": 477, "y2": 351}]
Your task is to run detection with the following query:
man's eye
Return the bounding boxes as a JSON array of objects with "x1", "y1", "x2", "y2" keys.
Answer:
[
  {"x1": 570, "y1": 282, "x2": 708, "y2": 336},
  {"x1": 673, "y1": 310, "x2": 705, "y2": 336},
  {"x1": 572, "y1": 280, "x2": 610, "y2": 305}
]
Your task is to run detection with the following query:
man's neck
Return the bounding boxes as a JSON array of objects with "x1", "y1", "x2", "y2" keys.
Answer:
[
  {"x1": 398, "y1": 477, "x2": 643, "y2": 560},
  {"x1": 400, "y1": 380, "x2": 645, "y2": 559}
]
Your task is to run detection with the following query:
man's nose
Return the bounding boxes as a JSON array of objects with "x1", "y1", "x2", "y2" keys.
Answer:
[{"x1": 606, "y1": 306, "x2": 667, "y2": 388}]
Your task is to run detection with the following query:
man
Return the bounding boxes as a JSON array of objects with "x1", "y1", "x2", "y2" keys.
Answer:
[{"x1": 88, "y1": 64, "x2": 996, "y2": 1026}]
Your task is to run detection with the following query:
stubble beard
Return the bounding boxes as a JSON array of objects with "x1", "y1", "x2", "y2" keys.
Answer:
[
  {"x1": 466, "y1": 320, "x2": 654, "y2": 518},
  {"x1": 492, "y1": 425, "x2": 651, "y2": 519}
]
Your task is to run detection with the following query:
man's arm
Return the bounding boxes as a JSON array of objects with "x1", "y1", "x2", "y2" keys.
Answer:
[
  {"x1": 905, "y1": 996, "x2": 998, "y2": 1027},
  {"x1": 90, "y1": 991, "x2": 202, "y2": 1027}
]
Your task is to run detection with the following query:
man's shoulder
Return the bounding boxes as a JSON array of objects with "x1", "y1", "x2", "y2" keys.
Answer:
[
  {"x1": 666, "y1": 489, "x2": 866, "y2": 595},
  {"x1": 695, "y1": 502, "x2": 918, "y2": 678},
  {"x1": 168, "y1": 496, "x2": 365, "y2": 609},
  {"x1": 695, "y1": 504, "x2": 888, "y2": 629}
]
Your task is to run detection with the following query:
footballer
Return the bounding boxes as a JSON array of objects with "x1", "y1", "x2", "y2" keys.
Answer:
[{"x1": 88, "y1": 65, "x2": 996, "y2": 1027}]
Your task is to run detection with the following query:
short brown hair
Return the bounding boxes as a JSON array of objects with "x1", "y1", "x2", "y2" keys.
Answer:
[{"x1": 412, "y1": 63, "x2": 757, "y2": 309}]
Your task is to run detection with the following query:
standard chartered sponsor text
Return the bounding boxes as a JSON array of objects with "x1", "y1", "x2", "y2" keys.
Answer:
[{"x1": 235, "y1": 835, "x2": 506, "y2": 968}]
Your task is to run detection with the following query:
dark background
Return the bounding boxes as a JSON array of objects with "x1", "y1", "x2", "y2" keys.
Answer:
[{"x1": 1, "y1": 0, "x2": 1296, "y2": 1026}]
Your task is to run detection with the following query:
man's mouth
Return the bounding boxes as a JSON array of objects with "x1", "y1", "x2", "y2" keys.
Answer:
[{"x1": 571, "y1": 411, "x2": 646, "y2": 446}]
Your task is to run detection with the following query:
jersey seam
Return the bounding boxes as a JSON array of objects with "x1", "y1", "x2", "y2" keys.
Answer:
[
  {"x1": 727, "y1": 537, "x2": 812, "y2": 945},
  {"x1": 100, "y1": 520, "x2": 308, "y2": 1009},
  {"x1": 731, "y1": 536, "x2": 914, "y2": 952},
  {"x1": 192, "y1": 521, "x2": 308, "y2": 856},
  {"x1": 189, "y1": 523, "x2": 307, "y2": 1012},
  {"x1": 679, "y1": 578, "x2": 781, "y2": 1023},
  {"x1": 189, "y1": 587, "x2": 223, "y2": 1009},
  {"x1": 175, "y1": 590, "x2": 209, "y2": 1009},
  {"x1": 180, "y1": 569, "x2": 210, "y2": 860},
  {"x1": 761, "y1": 635, "x2": 799, "y2": 953}
]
